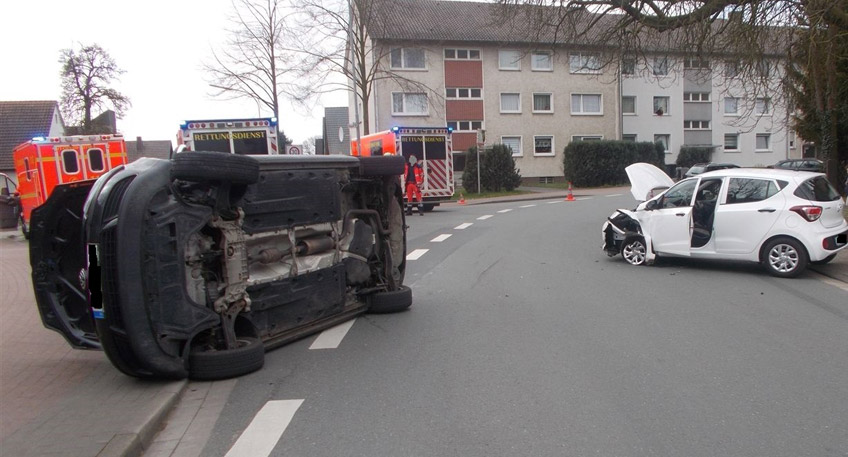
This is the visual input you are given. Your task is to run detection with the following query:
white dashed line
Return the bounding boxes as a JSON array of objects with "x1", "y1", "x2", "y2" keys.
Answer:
[
  {"x1": 546, "y1": 201, "x2": 562, "y2": 204},
  {"x1": 497, "y1": 209, "x2": 513, "y2": 213},
  {"x1": 455, "y1": 223, "x2": 473, "y2": 229},
  {"x1": 406, "y1": 249, "x2": 429, "y2": 260},
  {"x1": 310, "y1": 319, "x2": 356, "y2": 350},
  {"x1": 576, "y1": 197, "x2": 592, "y2": 201},
  {"x1": 431, "y1": 234, "x2": 452, "y2": 242},
  {"x1": 605, "y1": 194, "x2": 623, "y2": 197},
  {"x1": 477, "y1": 215, "x2": 494, "y2": 220},
  {"x1": 519, "y1": 204, "x2": 536, "y2": 208},
  {"x1": 225, "y1": 400, "x2": 304, "y2": 457}
]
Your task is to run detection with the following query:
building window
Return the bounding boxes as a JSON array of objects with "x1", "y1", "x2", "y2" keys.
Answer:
[
  {"x1": 683, "y1": 58, "x2": 710, "y2": 69},
  {"x1": 446, "y1": 88, "x2": 482, "y2": 99},
  {"x1": 571, "y1": 94, "x2": 602, "y2": 115},
  {"x1": 392, "y1": 92, "x2": 428, "y2": 115},
  {"x1": 724, "y1": 134, "x2": 739, "y2": 151},
  {"x1": 447, "y1": 121, "x2": 483, "y2": 132},
  {"x1": 533, "y1": 93, "x2": 553, "y2": 113},
  {"x1": 653, "y1": 96, "x2": 669, "y2": 115},
  {"x1": 653, "y1": 56, "x2": 669, "y2": 76},
  {"x1": 499, "y1": 50, "x2": 521, "y2": 70},
  {"x1": 724, "y1": 97, "x2": 739, "y2": 115},
  {"x1": 684, "y1": 120, "x2": 710, "y2": 130},
  {"x1": 531, "y1": 51, "x2": 553, "y2": 71},
  {"x1": 622, "y1": 96, "x2": 636, "y2": 114},
  {"x1": 572, "y1": 135, "x2": 603, "y2": 142},
  {"x1": 569, "y1": 52, "x2": 601, "y2": 74},
  {"x1": 622, "y1": 57, "x2": 636, "y2": 75},
  {"x1": 755, "y1": 98, "x2": 771, "y2": 115},
  {"x1": 683, "y1": 92, "x2": 710, "y2": 102},
  {"x1": 500, "y1": 93, "x2": 521, "y2": 113},
  {"x1": 390, "y1": 48, "x2": 425, "y2": 69},
  {"x1": 534, "y1": 135, "x2": 554, "y2": 155},
  {"x1": 756, "y1": 133, "x2": 771, "y2": 151},
  {"x1": 444, "y1": 49, "x2": 480, "y2": 60},
  {"x1": 623, "y1": 134, "x2": 637, "y2": 141},
  {"x1": 725, "y1": 60, "x2": 740, "y2": 78},
  {"x1": 654, "y1": 134, "x2": 670, "y2": 153},
  {"x1": 61, "y1": 149, "x2": 80, "y2": 174},
  {"x1": 501, "y1": 136, "x2": 522, "y2": 156},
  {"x1": 87, "y1": 148, "x2": 105, "y2": 172}
]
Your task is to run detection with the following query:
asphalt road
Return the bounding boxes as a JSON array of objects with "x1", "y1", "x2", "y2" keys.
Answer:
[{"x1": 147, "y1": 194, "x2": 848, "y2": 457}]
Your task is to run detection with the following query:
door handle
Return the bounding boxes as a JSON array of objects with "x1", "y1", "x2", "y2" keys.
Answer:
[
  {"x1": 758, "y1": 208, "x2": 776, "y2": 213},
  {"x1": 676, "y1": 213, "x2": 686, "y2": 216}
]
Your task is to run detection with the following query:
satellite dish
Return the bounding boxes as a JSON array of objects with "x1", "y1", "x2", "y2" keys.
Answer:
[{"x1": 338, "y1": 127, "x2": 345, "y2": 142}]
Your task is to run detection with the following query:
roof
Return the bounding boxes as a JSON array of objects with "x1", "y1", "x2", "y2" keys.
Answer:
[
  {"x1": 125, "y1": 138, "x2": 173, "y2": 163},
  {"x1": 0, "y1": 101, "x2": 62, "y2": 170}
]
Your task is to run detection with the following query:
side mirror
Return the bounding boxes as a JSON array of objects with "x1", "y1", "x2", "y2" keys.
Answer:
[{"x1": 645, "y1": 199, "x2": 659, "y2": 211}]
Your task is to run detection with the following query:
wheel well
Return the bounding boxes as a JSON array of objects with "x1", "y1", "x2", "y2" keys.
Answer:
[{"x1": 758, "y1": 235, "x2": 809, "y2": 263}]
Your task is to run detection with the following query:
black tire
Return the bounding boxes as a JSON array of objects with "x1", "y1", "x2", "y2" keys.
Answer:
[
  {"x1": 188, "y1": 337, "x2": 265, "y2": 381},
  {"x1": 367, "y1": 285, "x2": 413, "y2": 314},
  {"x1": 811, "y1": 253, "x2": 837, "y2": 265},
  {"x1": 762, "y1": 237, "x2": 808, "y2": 278},
  {"x1": 359, "y1": 156, "x2": 405, "y2": 176},
  {"x1": 422, "y1": 203, "x2": 436, "y2": 212},
  {"x1": 621, "y1": 236, "x2": 648, "y2": 266},
  {"x1": 19, "y1": 213, "x2": 29, "y2": 240},
  {"x1": 171, "y1": 151, "x2": 260, "y2": 184}
]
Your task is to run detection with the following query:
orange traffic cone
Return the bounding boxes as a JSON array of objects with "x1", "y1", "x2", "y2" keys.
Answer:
[
  {"x1": 565, "y1": 182, "x2": 575, "y2": 201},
  {"x1": 458, "y1": 193, "x2": 466, "y2": 205}
]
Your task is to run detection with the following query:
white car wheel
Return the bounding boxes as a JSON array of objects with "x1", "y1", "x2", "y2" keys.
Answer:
[{"x1": 622, "y1": 236, "x2": 647, "y2": 266}]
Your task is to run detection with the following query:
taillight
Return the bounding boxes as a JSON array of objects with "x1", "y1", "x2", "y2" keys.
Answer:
[{"x1": 790, "y1": 205, "x2": 822, "y2": 222}]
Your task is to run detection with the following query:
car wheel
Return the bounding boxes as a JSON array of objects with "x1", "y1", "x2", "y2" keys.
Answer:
[
  {"x1": 810, "y1": 253, "x2": 837, "y2": 265},
  {"x1": 19, "y1": 213, "x2": 29, "y2": 240},
  {"x1": 422, "y1": 203, "x2": 436, "y2": 212},
  {"x1": 359, "y1": 156, "x2": 405, "y2": 176},
  {"x1": 621, "y1": 236, "x2": 648, "y2": 266},
  {"x1": 367, "y1": 285, "x2": 413, "y2": 314},
  {"x1": 762, "y1": 237, "x2": 808, "y2": 278},
  {"x1": 171, "y1": 151, "x2": 260, "y2": 184},
  {"x1": 188, "y1": 337, "x2": 265, "y2": 381}
]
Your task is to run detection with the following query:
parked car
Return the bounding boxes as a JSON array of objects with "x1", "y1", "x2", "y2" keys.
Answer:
[
  {"x1": 603, "y1": 164, "x2": 848, "y2": 278},
  {"x1": 29, "y1": 152, "x2": 412, "y2": 380},
  {"x1": 772, "y1": 158, "x2": 824, "y2": 172},
  {"x1": 684, "y1": 162, "x2": 740, "y2": 178}
]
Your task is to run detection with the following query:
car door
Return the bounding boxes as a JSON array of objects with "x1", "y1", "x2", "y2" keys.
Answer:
[
  {"x1": 713, "y1": 177, "x2": 785, "y2": 254},
  {"x1": 643, "y1": 178, "x2": 698, "y2": 256}
]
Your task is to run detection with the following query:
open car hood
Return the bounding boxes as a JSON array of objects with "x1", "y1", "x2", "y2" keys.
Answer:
[{"x1": 625, "y1": 163, "x2": 675, "y2": 201}]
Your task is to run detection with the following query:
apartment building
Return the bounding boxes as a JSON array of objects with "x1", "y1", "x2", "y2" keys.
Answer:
[{"x1": 354, "y1": 0, "x2": 795, "y2": 181}]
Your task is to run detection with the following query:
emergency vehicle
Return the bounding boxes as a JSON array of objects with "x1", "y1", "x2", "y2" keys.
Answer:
[
  {"x1": 177, "y1": 118, "x2": 279, "y2": 154},
  {"x1": 351, "y1": 127, "x2": 454, "y2": 210},
  {"x1": 12, "y1": 134, "x2": 128, "y2": 238}
]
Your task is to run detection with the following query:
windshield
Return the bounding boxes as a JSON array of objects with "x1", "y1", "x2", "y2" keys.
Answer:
[{"x1": 794, "y1": 176, "x2": 840, "y2": 202}]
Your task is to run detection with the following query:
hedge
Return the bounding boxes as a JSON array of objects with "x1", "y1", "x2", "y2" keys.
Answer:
[
  {"x1": 562, "y1": 140, "x2": 666, "y2": 187},
  {"x1": 676, "y1": 146, "x2": 713, "y2": 167}
]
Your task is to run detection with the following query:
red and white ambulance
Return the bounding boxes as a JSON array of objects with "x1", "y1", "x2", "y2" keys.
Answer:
[
  {"x1": 177, "y1": 118, "x2": 279, "y2": 155},
  {"x1": 12, "y1": 134, "x2": 128, "y2": 237},
  {"x1": 351, "y1": 126, "x2": 454, "y2": 210}
]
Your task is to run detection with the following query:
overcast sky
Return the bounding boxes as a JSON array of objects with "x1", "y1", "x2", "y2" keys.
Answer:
[{"x1": 0, "y1": 0, "x2": 346, "y2": 146}]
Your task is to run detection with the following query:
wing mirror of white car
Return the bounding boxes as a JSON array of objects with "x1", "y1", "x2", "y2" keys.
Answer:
[{"x1": 645, "y1": 199, "x2": 660, "y2": 211}]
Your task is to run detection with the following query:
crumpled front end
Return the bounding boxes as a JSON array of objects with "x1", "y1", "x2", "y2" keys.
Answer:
[{"x1": 602, "y1": 209, "x2": 642, "y2": 256}]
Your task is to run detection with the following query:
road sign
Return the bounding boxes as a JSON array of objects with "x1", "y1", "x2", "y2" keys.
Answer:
[{"x1": 286, "y1": 145, "x2": 302, "y2": 155}]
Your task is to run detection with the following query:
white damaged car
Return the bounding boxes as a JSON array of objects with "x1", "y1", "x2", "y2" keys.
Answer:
[{"x1": 602, "y1": 163, "x2": 848, "y2": 277}]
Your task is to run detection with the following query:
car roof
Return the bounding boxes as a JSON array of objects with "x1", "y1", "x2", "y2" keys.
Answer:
[{"x1": 698, "y1": 167, "x2": 823, "y2": 179}]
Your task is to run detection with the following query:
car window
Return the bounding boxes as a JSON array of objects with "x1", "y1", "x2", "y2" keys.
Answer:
[
  {"x1": 725, "y1": 178, "x2": 779, "y2": 204},
  {"x1": 794, "y1": 176, "x2": 840, "y2": 202},
  {"x1": 660, "y1": 179, "x2": 697, "y2": 208}
]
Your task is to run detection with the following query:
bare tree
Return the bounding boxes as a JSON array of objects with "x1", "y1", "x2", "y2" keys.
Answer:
[
  {"x1": 287, "y1": 0, "x2": 444, "y2": 136},
  {"x1": 494, "y1": 0, "x2": 847, "y2": 182},
  {"x1": 204, "y1": 0, "x2": 299, "y2": 147},
  {"x1": 59, "y1": 43, "x2": 130, "y2": 134}
]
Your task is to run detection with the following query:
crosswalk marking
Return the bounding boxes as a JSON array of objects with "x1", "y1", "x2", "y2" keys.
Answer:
[
  {"x1": 477, "y1": 215, "x2": 493, "y2": 220},
  {"x1": 310, "y1": 319, "x2": 356, "y2": 350},
  {"x1": 406, "y1": 249, "x2": 429, "y2": 260},
  {"x1": 455, "y1": 223, "x2": 473, "y2": 230},
  {"x1": 431, "y1": 234, "x2": 452, "y2": 242},
  {"x1": 225, "y1": 400, "x2": 304, "y2": 457}
]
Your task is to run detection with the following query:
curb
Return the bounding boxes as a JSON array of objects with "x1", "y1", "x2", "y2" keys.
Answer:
[{"x1": 97, "y1": 380, "x2": 188, "y2": 457}]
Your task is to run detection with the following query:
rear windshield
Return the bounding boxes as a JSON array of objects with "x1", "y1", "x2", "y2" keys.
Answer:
[{"x1": 794, "y1": 176, "x2": 840, "y2": 202}]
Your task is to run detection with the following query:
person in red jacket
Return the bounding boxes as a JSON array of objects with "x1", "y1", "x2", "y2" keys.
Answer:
[{"x1": 404, "y1": 154, "x2": 424, "y2": 215}]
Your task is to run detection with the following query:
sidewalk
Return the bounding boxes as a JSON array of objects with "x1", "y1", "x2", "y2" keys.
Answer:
[{"x1": 0, "y1": 186, "x2": 844, "y2": 457}]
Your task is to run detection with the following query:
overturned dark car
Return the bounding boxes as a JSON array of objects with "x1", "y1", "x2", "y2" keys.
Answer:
[{"x1": 30, "y1": 152, "x2": 411, "y2": 380}]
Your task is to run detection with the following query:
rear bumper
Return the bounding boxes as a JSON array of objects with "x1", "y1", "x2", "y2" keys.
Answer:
[{"x1": 822, "y1": 229, "x2": 848, "y2": 251}]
